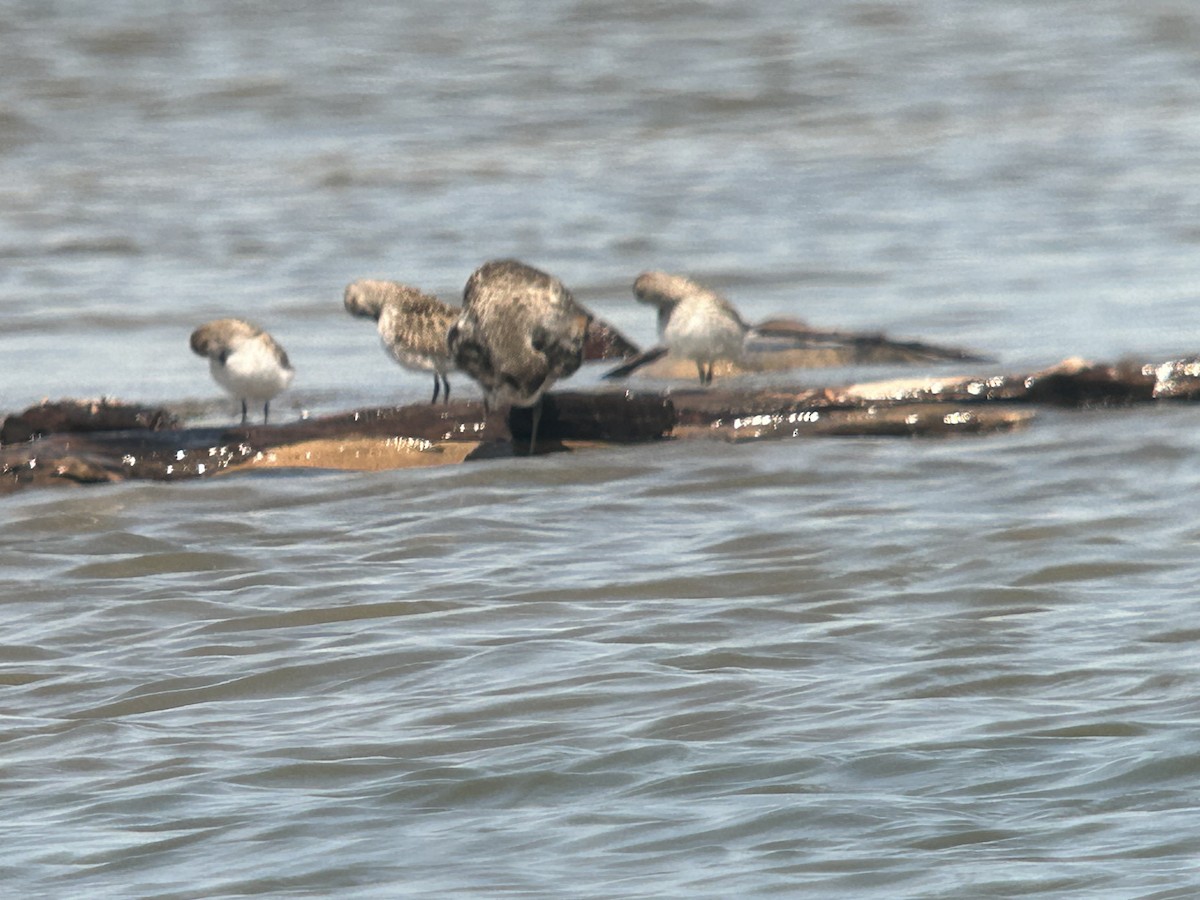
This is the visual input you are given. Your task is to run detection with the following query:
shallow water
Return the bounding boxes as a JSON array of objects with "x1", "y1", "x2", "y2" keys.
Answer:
[{"x1": 4, "y1": 1, "x2": 1200, "y2": 897}]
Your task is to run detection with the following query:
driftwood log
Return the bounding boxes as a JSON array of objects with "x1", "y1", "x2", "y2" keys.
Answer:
[
  {"x1": 4, "y1": 356, "x2": 1199, "y2": 493},
  {"x1": 603, "y1": 318, "x2": 990, "y2": 380}
]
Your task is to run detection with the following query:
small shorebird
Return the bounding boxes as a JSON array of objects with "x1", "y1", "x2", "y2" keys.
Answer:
[
  {"x1": 189, "y1": 318, "x2": 293, "y2": 424},
  {"x1": 343, "y1": 279, "x2": 458, "y2": 404},
  {"x1": 633, "y1": 271, "x2": 749, "y2": 385},
  {"x1": 448, "y1": 259, "x2": 591, "y2": 452}
]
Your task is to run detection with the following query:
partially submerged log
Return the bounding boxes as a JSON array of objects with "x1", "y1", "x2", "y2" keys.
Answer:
[
  {"x1": 751, "y1": 318, "x2": 989, "y2": 364},
  {"x1": 603, "y1": 319, "x2": 989, "y2": 381},
  {"x1": 3, "y1": 355, "x2": 1199, "y2": 493}
]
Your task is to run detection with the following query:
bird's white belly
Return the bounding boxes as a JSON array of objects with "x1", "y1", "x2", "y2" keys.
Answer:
[
  {"x1": 382, "y1": 337, "x2": 439, "y2": 375},
  {"x1": 212, "y1": 341, "x2": 292, "y2": 399},
  {"x1": 664, "y1": 304, "x2": 745, "y2": 363}
]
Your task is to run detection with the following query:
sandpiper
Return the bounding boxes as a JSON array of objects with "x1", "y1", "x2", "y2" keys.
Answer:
[
  {"x1": 344, "y1": 279, "x2": 459, "y2": 404},
  {"x1": 189, "y1": 318, "x2": 293, "y2": 424},
  {"x1": 448, "y1": 259, "x2": 592, "y2": 452},
  {"x1": 633, "y1": 271, "x2": 749, "y2": 385}
]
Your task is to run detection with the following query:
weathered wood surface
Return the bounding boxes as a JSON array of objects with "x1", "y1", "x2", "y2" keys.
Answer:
[
  {"x1": 4, "y1": 355, "x2": 1199, "y2": 493},
  {"x1": 0, "y1": 398, "x2": 180, "y2": 444},
  {"x1": 836, "y1": 357, "x2": 1162, "y2": 406}
]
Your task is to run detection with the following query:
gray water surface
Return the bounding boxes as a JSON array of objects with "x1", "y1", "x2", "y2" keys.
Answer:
[{"x1": 3, "y1": 1, "x2": 1200, "y2": 897}]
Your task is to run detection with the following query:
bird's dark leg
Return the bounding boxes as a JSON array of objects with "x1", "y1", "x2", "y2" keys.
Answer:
[
  {"x1": 240, "y1": 399, "x2": 249, "y2": 424},
  {"x1": 430, "y1": 374, "x2": 440, "y2": 405},
  {"x1": 441, "y1": 374, "x2": 451, "y2": 404},
  {"x1": 696, "y1": 361, "x2": 706, "y2": 385},
  {"x1": 705, "y1": 364, "x2": 714, "y2": 386},
  {"x1": 529, "y1": 398, "x2": 542, "y2": 455},
  {"x1": 263, "y1": 400, "x2": 270, "y2": 425}
]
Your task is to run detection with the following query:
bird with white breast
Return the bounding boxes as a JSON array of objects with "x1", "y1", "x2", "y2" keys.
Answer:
[
  {"x1": 189, "y1": 318, "x2": 293, "y2": 424},
  {"x1": 633, "y1": 271, "x2": 749, "y2": 385}
]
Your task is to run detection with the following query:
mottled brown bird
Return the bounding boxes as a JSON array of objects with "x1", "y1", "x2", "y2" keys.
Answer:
[
  {"x1": 448, "y1": 259, "x2": 591, "y2": 452},
  {"x1": 344, "y1": 278, "x2": 459, "y2": 403}
]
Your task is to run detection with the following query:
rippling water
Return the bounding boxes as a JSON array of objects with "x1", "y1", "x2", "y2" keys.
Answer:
[{"x1": 5, "y1": 1, "x2": 1200, "y2": 897}]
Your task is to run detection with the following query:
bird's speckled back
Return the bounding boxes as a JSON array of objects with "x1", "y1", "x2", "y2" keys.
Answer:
[{"x1": 450, "y1": 259, "x2": 591, "y2": 408}]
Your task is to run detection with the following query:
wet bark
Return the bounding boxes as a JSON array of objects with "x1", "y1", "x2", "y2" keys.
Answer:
[{"x1": 0, "y1": 398, "x2": 179, "y2": 444}]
